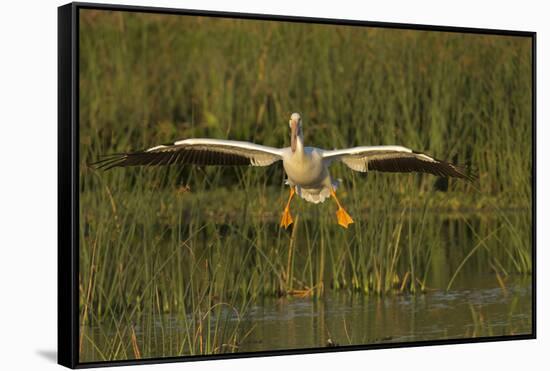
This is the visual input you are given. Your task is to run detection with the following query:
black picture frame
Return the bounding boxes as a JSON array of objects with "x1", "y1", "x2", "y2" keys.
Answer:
[{"x1": 58, "y1": 2, "x2": 536, "y2": 368}]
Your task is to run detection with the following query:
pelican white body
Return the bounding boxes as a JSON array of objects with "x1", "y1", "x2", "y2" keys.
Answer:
[
  {"x1": 282, "y1": 146, "x2": 335, "y2": 203},
  {"x1": 281, "y1": 129, "x2": 336, "y2": 204}
]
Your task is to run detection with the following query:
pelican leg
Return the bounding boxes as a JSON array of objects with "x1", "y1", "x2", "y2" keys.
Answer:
[
  {"x1": 280, "y1": 187, "x2": 295, "y2": 229},
  {"x1": 330, "y1": 188, "x2": 354, "y2": 228}
]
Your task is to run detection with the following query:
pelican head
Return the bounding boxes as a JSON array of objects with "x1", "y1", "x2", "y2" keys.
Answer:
[{"x1": 289, "y1": 112, "x2": 302, "y2": 153}]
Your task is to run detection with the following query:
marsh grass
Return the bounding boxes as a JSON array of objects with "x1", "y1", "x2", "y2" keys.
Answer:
[{"x1": 78, "y1": 10, "x2": 532, "y2": 361}]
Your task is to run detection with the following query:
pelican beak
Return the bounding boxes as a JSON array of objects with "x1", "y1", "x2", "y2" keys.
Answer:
[{"x1": 290, "y1": 120, "x2": 298, "y2": 153}]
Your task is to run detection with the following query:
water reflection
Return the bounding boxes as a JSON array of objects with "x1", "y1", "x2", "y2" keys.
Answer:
[
  {"x1": 240, "y1": 275, "x2": 531, "y2": 351},
  {"x1": 81, "y1": 274, "x2": 531, "y2": 362}
]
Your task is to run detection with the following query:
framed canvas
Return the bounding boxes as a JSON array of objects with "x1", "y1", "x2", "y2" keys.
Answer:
[{"x1": 58, "y1": 2, "x2": 536, "y2": 368}]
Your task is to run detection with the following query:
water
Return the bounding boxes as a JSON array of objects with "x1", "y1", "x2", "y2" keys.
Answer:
[
  {"x1": 239, "y1": 275, "x2": 531, "y2": 351},
  {"x1": 81, "y1": 273, "x2": 531, "y2": 362}
]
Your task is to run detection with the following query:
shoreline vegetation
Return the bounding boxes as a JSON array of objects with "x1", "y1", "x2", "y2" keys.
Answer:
[{"x1": 78, "y1": 10, "x2": 532, "y2": 362}]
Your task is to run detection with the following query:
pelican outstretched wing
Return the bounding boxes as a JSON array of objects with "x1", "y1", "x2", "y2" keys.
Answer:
[
  {"x1": 93, "y1": 138, "x2": 284, "y2": 170},
  {"x1": 322, "y1": 145, "x2": 474, "y2": 180}
]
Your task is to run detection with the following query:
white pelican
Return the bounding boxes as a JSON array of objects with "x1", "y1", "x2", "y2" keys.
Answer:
[{"x1": 95, "y1": 113, "x2": 473, "y2": 228}]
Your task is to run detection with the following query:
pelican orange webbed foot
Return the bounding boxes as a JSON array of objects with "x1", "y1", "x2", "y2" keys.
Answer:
[
  {"x1": 280, "y1": 187, "x2": 295, "y2": 229},
  {"x1": 336, "y1": 208, "x2": 354, "y2": 228},
  {"x1": 95, "y1": 112, "x2": 474, "y2": 230},
  {"x1": 330, "y1": 188, "x2": 354, "y2": 228}
]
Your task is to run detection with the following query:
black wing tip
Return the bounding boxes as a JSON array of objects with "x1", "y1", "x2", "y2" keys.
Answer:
[
  {"x1": 445, "y1": 161, "x2": 478, "y2": 182},
  {"x1": 440, "y1": 161, "x2": 479, "y2": 183},
  {"x1": 455, "y1": 167, "x2": 478, "y2": 182},
  {"x1": 88, "y1": 153, "x2": 132, "y2": 170},
  {"x1": 88, "y1": 144, "x2": 178, "y2": 170},
  {"x1": 413, "y1": 150, "x2": 477, "y2": 182}
]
